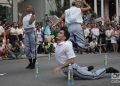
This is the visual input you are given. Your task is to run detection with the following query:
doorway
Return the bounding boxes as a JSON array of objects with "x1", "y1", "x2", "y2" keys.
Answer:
[{"x1": 109, "y1": 0, "x2": 116, "y2": 20}]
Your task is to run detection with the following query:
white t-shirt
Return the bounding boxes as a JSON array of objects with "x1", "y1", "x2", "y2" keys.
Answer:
[
  {"x1": 65, "y1": 6, "x2": 83, "y2": 24},
  {"x1": 0, "y1": 26, "x2": 4, "y2": 35},
  {"x1": 23, "y1": 14, "x2": 35, "y2": 28},
  {"x1": 0, "y1": 44, "x2": 5, "y2": 51},
  {"x1": 105, "y1": 29, "x2": 113, "y2": 40},
  {"x1": 10, "y1": 27, "x2": 17, "y2": 35},
  {"x1": 55, "y1": 41, "x2": 76, "y2": 64},
  {"x1": 91, "y1": 28, "x2": 100, "y2": 38},
  {"x1": 89, "y1": 41, "x2": 97, "y2": 48},
  {"x1": 16, "y1": 28, "x2": 24, "y2": 35},
  {"x1": 36, "y1": 30, "x2": 43, "y2": 42},
  {"x1": 84, "y1": 28, "x2": 90, "y2": 37}
]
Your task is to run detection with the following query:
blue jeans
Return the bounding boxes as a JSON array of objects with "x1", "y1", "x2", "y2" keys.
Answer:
[{"x1": 24, "y1": 28, "x2": 36, "y2": 59}]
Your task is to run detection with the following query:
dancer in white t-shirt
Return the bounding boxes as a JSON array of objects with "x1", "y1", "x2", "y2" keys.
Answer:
[{"x1": 52, "y1": 0, "x2": 91, "y2": 51}]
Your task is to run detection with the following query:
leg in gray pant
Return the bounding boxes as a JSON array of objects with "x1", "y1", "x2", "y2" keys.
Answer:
[
  {"x1": 68, "y1": 23, "x2": 86, "y2": 49},
  {"x1": 63, "y1": 63, "x2": 106, "y2": 80},
  {"x1": 63, "y1": 63, "x2": 119, "y2": 80},
  {"x1": 24, "y1": 28, "x2": 36, "y2": 69}
]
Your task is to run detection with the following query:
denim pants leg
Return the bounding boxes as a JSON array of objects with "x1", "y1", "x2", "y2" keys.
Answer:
[{"x1": 24, "y1": 28, "x2": 36, "y2": 59}]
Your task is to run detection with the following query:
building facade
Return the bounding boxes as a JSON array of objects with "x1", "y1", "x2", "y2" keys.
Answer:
[
  {"x1": 4, "y1": 0, "x2": 120, "y2": 22},
  {"x1": 85, "y1": 0, "x2": 120, "y2": 21}
]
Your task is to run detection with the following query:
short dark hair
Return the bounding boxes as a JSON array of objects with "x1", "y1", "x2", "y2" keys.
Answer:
[
  {"x1": 60, "y1": 26, "x2": 70, "y2": 41},
  {"x1": 72, "y1": 1, "x2": 76, "y2": 6}
]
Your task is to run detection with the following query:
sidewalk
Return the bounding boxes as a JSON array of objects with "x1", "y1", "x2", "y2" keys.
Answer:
[{"x1": 2, "y1": 53, "x2": 53, "y2": 60}]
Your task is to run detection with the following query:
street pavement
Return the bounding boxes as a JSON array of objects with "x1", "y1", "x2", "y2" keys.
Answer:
[{"x1": 0, "y1": 53, "x2": 120, "y2": 86}]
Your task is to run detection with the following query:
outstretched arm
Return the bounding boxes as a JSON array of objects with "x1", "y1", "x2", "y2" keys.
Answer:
[
  {"x1": 81, "y1": 0, "x2": 91, "y2": 12},
  {"x1": 52, "y1": 41, "x2": 76, "y2": 74},
  {"x1": 29, "y1": 10, "x2": 36, "y2": 25},
  {"x1": 52, "y1": 58, "x2": 75, "y2": 74},
  {"x1": 18, "y1": 12, "x2": 23, "y2": 25},
  {"x1": 52, "y1": 14, "x2": 65, "y2": 28}
]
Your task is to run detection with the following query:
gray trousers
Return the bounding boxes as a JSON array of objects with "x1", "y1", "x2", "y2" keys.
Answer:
[
  {"x1": 24, "y1": 28, "x2": 36, "y2": 59},
  {"x1": 68, "y1": 23, "x2": 86, "y2": 49},
  {"x1": 63, "y1": 63, "x2": 106, "y2": 80}
]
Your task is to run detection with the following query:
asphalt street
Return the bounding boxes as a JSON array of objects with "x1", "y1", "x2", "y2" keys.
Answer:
[{"x1": 0, "y1": 53, "x2": 120, "y2": 86}]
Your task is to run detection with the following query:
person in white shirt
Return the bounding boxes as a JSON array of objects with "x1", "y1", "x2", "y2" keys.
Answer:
[
  {"x1": 105, "y1": 24, "x2": 113, "y2": 52},
  {"x1": 17, "y1": 24, "x2": 24, "y2": 41},
  {"x1": 111, "y1": 28, "x2": 118, "y2": 52},
  {"x1": 52, "y1": 0, "x2": 91, "y2": 51},
  {"x1": 84, "y1": 24, "x2": 90, "y2": 38},
  {"x1": 91, "y1": 23, "x2": 100, "y2": 42},
  {"x1": 0, "y1": 21, "x2": 4, "y2": 38},
  {"x1": 10, "y1": 22, "x2": 18, "y2": 46},
  {"x1": 0, "y1": 39, "x2": 5, "y2": 60},
  {"x1": 52, "y1": 26, "x2": 119, "y2": 80},
  {"x1": 36, "y1": 25, "x2": 43, "y2": 54},
  {"x1": 18, "y1": 5, "x2": 36, "y2": 69},
  {"x1": 89, "y1": 38, "x2": 98, "y2": 53}
]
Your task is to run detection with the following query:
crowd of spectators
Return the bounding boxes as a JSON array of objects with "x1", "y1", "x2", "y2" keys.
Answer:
[{"x1": 0, "y1": 13, "x2": 120, "y2": 60}]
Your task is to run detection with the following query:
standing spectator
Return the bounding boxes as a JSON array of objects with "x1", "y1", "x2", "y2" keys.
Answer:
[
  {"x1": 111, "y1": 27, "x2": 119, "y2": 53},
  {"x1": 98, "y1": 24, "x2": 106, "y2": 52},
  {"x1": 36, "y1": 24, "x2": 43, "y2": 54},
  {"x1": 84, "y1": 23, "x2": 90, "y2": 38},
  {"x1": 105, "y1": 24, "x2": 113, "y2": 52},
  {"x1": 17, "y1": 24, "x2": 24, "y2": 41},
  {"x1": 43, "y1": 20, "x2": 51, "y2": 42},
  {"x1": 117, "y1": 26, "x2": 120, "y2": 52},
  {"x1": 10, "y1": 22, "x2": 18, "y2": 47},
  {"x1": 91, "y1": 23, "x2": 100, "y2": 42}
]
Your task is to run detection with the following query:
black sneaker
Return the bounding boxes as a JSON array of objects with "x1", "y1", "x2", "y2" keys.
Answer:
[
  {"x1": 106, "y1": 67, "x2": 119, "y2": 73},
  {"x1": 88, "y1": 66, "x2": 94, "y2": 71},
  {"x1": 74, "y1": 76, "x2": 81, "y2": 80},
  {"x1": 29, "y1": 64, "x2": 35, "y2": 69},
  {"x1": 26, "y1": 63, "x2": 32, "y2": 69}
]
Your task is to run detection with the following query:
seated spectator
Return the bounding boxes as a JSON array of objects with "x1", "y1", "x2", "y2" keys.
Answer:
[
  {"x1": 12, "y1": 41, "x2": 21, "y2": 58},
  {"x1": 0, "y1": 21, "x2": 4, "y2": 38},
  {"x1": 5, "y1": 39, "x2": 16, "y2": 59},
  {"x1": 0, "y1": 38, "x2": 5, "y2": 60},
  {"x1": 43, "y1": 38, "x2": 51, "y2": 54},
  {"x1": 18, "y1": 41, "x2": 25, "y2": 57},
  {"x1": 88, "y1": 38, "x2": 98, "y2": 53},
  {"x1": 51, "y1": 38, "x2": 57, "y2": 53}
]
